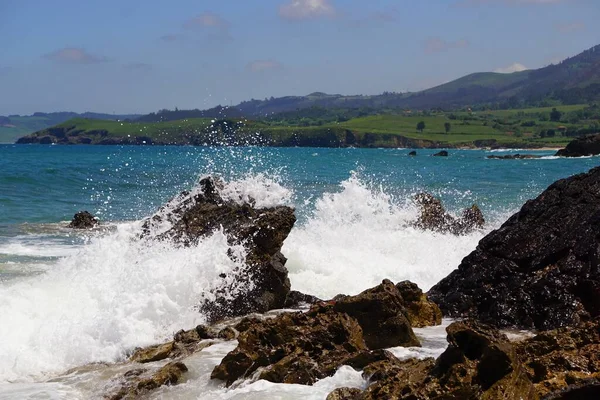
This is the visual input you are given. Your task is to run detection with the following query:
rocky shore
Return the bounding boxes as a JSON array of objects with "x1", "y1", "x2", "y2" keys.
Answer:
[{"x1": 68, "y1": 169, "x2": 600, "y2": 399}]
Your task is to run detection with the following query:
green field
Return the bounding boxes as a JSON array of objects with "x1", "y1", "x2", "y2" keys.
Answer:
[{"x1": 16, "y1": 103, "x2": 599, "y2": 148}]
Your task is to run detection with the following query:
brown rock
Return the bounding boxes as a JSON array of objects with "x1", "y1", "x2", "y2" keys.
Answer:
[
  {"x1": 326, "y1": 387, "x2": 364, "y2": 400},
  {"x1": 333, "y1": 279, "x2": 420, "y2": 349},
  {"x1": 396, "y1": 280, "x2": 442, "y2": 328},
  {"x1": 130, "y1": 342, "x2": 174, "y2": 364},
  {"x1": 108, "y1": 362, "x2": 188, "y2": 400},
  {"x1": 414, "y1": 193, "x2": 484, "y2": 235}
]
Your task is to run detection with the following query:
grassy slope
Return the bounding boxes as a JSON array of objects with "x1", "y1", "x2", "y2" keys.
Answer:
[{"x1": 19, "y1": 103, "x2": 594, "y2": 148}]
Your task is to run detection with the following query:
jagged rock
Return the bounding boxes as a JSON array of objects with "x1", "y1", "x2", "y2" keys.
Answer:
[
  {"x1": 414, "y1": 193, "x2": 485, "y2": 235},
  {"x1": 108, "y1": 362, "x2": 188, "y2": 400},
  {"x1": 408, "y1": 150, "x2": 417, "y2": 156},
  {"x1": 347, "y1": 320, "x2": 537, "y2": 400},
  {"x1": 217, "y1": 327, "x2": 237, "y2": 340},
  {"x1": 284, "y1": 290, "x2": 322, "y2": 309},
  {"x1": 211, "y1": 280, "x2": 422, "y2": 386},
  {"x1": 487, "y1": 154, "x2": 542, "y2": 159},
  {"x1": 130, "y1": 325, "x2": 215, "y2": 364},
  {"x1": 396, "y1": 281, "x2": 442, "y2": 328},
  {"x1": 68, "y1": 211, "x2": 98, "y2": 229},
  {"x1": 326, "y1": 387, "x2": 364, "y2": 400},
  {"x1": 428, "y1": 166, "x2": 600, "y2": 330},
  {"x1": 517, "y1": 320, "x2": 600, "y2": 398},
  {"x1": 556, "y1": 134, "x2": 600, "y2": 157},
  {"x1": 542, "y1": 379, "x2": 600, "y2": 400},
  {"x1": 211, "y1": 309, "x2": 367, "y2": 386},
  {"x1": 332, "y1": 280, "x2": 420, "y2": 349},
  {"x1": 141, "y1": 176, "x2": 296, "y2": 322},
  {"x1": 432, "y1": 150, "x2": 448, "y2": 157}
]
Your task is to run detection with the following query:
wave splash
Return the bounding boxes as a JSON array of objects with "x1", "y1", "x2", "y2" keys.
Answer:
[{"x1": 0, "y1": 172, "x2": 493, "y2": 384}]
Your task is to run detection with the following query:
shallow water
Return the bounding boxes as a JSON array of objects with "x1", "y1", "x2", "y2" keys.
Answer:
[{"x1": 0, "y1": 145, "x2": 597, "y2": 398}]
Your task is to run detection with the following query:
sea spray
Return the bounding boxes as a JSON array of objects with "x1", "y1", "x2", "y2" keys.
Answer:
[
  {"x1": 0, "y1": 222, "x2": 246, "y2": 383},
  {"x1": 283, "y1": 172, "x2": 492, "y2": 298}
]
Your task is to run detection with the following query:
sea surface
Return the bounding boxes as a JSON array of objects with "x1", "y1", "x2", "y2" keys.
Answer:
[{"x1": 0, "y1": 144, "x2": 597, "y2": 399}]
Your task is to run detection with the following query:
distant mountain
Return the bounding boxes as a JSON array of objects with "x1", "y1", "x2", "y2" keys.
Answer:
[
  {"x1": 136, "y1": 44, "x2": 600, "y2": 123},
  {"x1": 0, "y1": 112, "x2": 140, "y2": 143}
]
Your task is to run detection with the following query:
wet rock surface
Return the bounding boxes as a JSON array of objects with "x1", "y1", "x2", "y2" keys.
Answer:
[
  {"x1": 414, "y1": 192, "x2": 485, "y2": 235},
  {"x1": 556, "y1": 134, "x2": 600, "y2": 157},
  {"x1": 68, "y1": 211, "x2": 98, "y2": 229},
  {"x1": 108, "y1": 361, "x2": 188, "y2": 400},
  {"x1": 211, "y1": 280, "x2": 424, "y2": 386},
  {"x1": 344, "y1": 320, "x2": 537, "y2": 400},
  {"x1": 141, "y1": 176, "x2": 296, "y2": 322},
  {"x1": 487, "y1": 153, "x2": 542, "y2": 159},
  {"x1": 432, "y1": 150, "x2": 448, "y2": 157},
  {"x1": 428, "y1": 166, "x2": 600, "y2": 330}
]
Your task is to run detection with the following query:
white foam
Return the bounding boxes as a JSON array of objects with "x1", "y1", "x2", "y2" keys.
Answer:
[
  {"x1": 0, "y1": 222, "x2": 246, "y2": 383},
  {"x1": 283, "y1": 173, "x2": 489, "y2": 298}
]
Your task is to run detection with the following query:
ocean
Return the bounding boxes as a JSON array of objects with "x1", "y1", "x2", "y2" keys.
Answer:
[{"x1": 0, "y1": 144, "x2": 597, "y2": 399}]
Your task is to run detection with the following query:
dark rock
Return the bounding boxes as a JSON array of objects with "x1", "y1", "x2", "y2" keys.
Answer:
[
  {"x1": 487, "y1": 154, "x2": 542, "y2": 159},
  {"x1": 141, "y1": 176, "x2": 296, "y2": 322},
  {"x1": 414, "y1": 193, "x2": 485, "y2": 235},
  {"x1": 326, "y1": 387, "x2": 364, "y2": 400},
  {"x1": 556, "y1": 134, "x2": 600, "y2": 157},
  {"x1": 349, "y1": 320, "x2": 537, "y2": 400},
  {"x1": 428, "y1": 166, "x2": 600, "y2": 330},
  {"x1": 332, "y1": 279, "x2": 420, "y2": 349},
  {"x1": 408, "y1": 150, "x2": 417, "y2": 156},
  {"x1": 284, "y1": 290, "x2": 322, "y2": 309},
  {"x1": 217, "y1": 327, "x2": 237, "y2": 340},
  {"x1": 542, "y1": 379, "x2": 600, "y2": 400},
  {"x1": 432, "y1": 150, "x2": 448, "y2": 157},
  {"x1": 396, "y1": 281, "x2": 442, "y2": 328},
  {"x1": 68, "y1": 211, "x2": 99, "y2": 229},
  {"x1": 108, "y1": 361, "x2": 188, "y2": 400}
]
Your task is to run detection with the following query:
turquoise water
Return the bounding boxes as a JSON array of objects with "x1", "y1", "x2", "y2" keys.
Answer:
[
  {"x1": 0, "y1": 144, "x2": 598, "y2": 396},
  {"x1": 1, "y1": 145, "x2": 597, "y2": 224}
]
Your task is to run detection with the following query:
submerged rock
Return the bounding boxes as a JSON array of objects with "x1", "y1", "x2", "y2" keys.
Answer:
[
  {"x1": 68, "y1": 211, "x2": 98, "y2": 229},
  {"x1": 414, "y1": 192, "x2": 485, "y2": 235},
  {"x1": 428, "y1": 166, "x2": 600, "y2": 330},
  {"x1": 432, "y1": 150, "x2": 448, "y2": 157},
  {"x1": 141, "y1": 176, "x2": 296, "y2": 322},
  {"x1": 211, "y1": 280, "x2": 424, "y2": 386},
  {"x1": 487, "y1": 154, "x2": 542, "y2": 159},
  {"x1": 408, "y1": 150, "x2": 417, "y2": 156},
  {"x1": 556, "y1": 134, "x2": 600, "y2": 157}
]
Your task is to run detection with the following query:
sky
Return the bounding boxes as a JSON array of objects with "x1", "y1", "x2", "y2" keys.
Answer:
[{"x1": 1, "y1": 0, "x2": 599, "y2": 115}]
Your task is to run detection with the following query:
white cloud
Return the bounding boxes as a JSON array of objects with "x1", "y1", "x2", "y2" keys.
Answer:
[
  {"x1": 424, "y1": 37, "x2": 469, "y2": 53},
  {"x1": 246, "y1": 60, "x2": 284, "y2": 73},
  {"x1": 494, "y1": 63, "x2": 528, "y2": 73},
  {"x1": 279, "y1": 0, "x2": 336, "y2": 21},
  {"x1": 43, "y1": 48, "x2": 109, "y2": 64}
]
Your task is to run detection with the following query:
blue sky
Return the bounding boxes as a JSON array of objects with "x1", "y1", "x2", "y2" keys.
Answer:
[{"x1": 1, "y1": 0, "x2": 598, "y2": 115}]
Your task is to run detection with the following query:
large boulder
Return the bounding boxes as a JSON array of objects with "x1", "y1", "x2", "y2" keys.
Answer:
[
  {"x1": 556, "y1": 134, "x2": 600, "y2": 157},
  {"x1": 414, "y1": 193, "x2": 485, "y2": 235},
  {"x1": 211, "y1": 280, "x2": 422, "y2": 386},
  {"x1": 428, "y1": 166, "x2": 600, "y2": 330},
  {"x1": 349, "y1": 320, "x2": 537, "y2": 400},
  {"x1": 141, "y1": 177, "x2": 296, "y2": 322}
]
